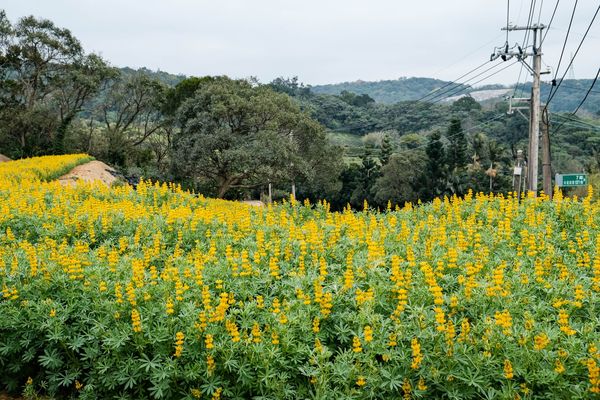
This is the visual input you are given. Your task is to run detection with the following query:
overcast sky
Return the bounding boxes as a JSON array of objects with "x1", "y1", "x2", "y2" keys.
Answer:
[{"x1": 3, "y1": 1, "x2": 599, "y2": 86}]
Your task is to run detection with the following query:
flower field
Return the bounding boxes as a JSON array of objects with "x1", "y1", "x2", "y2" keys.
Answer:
[{"x1": 1, "y1": 155, "x2": 599, "y2": 399}]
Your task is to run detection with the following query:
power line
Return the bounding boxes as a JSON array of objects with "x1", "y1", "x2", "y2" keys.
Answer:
[
  {"x1": 522, "y1": 0, "x2": 537, "y2": 48},
  {"x1": 549, "y1": 119, "x2": 600, "y2": 132},
  {"x1": 513, "y1": 0, "x2": 541, "y2": 98},
  {"x1": 415, "y1": 60, "x2": 491, "y2": 102},
  {"x1": 551, "y1": 112, "x2": 600, "y2": 129},
  {"x1": 423, "y1": 61, "x2": 504, "y2": 103},
  {"x1": 507, "y1": 0, "x2": 511, "y2": 42},
  {"x1": 536, "y1": 0, "x2": 545, "y2": 25},
  {"x1": 546, "y1": 0, "x2": 578, "y2": 104},
  {"x1": 513, "y1": 63, "x2": 526, "y2": 97},
  {"x1": 547, "y1": 81, "x2": 600, "y2": 94},
  {"x1": 429, "y1": 33, "x2": 505, "y2": 80},
  {"x1": 393, "y1": 114, "x2": 508, "y2": 157},
  {"x1": 569, "y1": 67, "x2": 600, "y2": 115},
  {"x1": 550, "y1": 70, "x2": 600, "y2": 135},
  {"x1": 428, "y1": 61, "x2": 519, "y2": 104},
  {"x1": 541, "y1": 0, "x2": 560, "y2": 45},
  {"x1": 544, "y1": 3, "x2": 600, "y2": 110}
]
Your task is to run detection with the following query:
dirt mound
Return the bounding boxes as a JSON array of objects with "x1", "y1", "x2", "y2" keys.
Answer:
[
  {"x1": 58, "y1": 160, "x2": 117, "y2": 187},
  {"x1": 242, "y1": 200, "x2": 265, "y2": 207},
  {"x1": 0, "y1": 154, "x2": 11, "y2": 162}
]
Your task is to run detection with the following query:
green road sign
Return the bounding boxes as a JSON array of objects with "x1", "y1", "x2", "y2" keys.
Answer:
[{"x1": 555, "y1": 173, "x2": 588, "y2": 187}]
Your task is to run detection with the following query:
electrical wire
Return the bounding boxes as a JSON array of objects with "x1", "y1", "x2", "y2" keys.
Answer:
[
  {"x1": 522, "y1": 0, "x2": 537, "y2": 48},
  {"x1": 513, "y1": 64, "x2": 526, "y2": 98},
  {"x1": 552, "y1": 112, "x2": 600, "y2": 126},
  {"x1": 423, "y1": 61, "x2": 504, "y2": 103},
  {"x1": 544, "y1": 3, "x2": 600, "y2": 110},
  {"x1": 550, "y1": 69, "x2": 600, "y2": 135},
  {"x1": 541, "y1": 0, "x2": 560, "y2": 45},
  {"x1": 536, "y1": 0, "x2": 545, "y2": 25},
  {"x1": 549, "y1": 81, "x2": 600, "y2": 94},
  {"x1": 513, "y1": 0, "x2": 547, "y2": 100},
  {"x1": 569, "y1": 67, "x2": 600, "y2": 115},
  {"x1": 415, "y1": 60, "x2": 491, "y2": 102},
  {"x1": 514, "y1": 0, "x2": 540, "y2": 98},
  {"x1": 507, "y1": 0, "x2": 511, "y2": 42},
  {"x1": 428, "y1": 61, "x2": 519, "y2": 104},
  {"x1": 546, "y1": 0, "x2": 578, "y2": 105},
  {"x1": 549, "y1": 119, "x2": 600, "y2": 131},
  {"x1": 392, "y1": 114, "x2": 508, "y2": 157}
]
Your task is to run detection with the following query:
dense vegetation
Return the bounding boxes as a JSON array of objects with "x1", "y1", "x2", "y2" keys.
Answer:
[
  {"x1": 1, "y1": 10, "x2": 599, "y2": 211},
  {"x1": 1, "y1": 155, "x2": 600, "y2": 399}
]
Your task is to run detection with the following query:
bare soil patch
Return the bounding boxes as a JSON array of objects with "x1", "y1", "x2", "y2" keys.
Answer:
[
  {"x1": 58, "y1": 160, "x2": 117, "y2": 187},
  {"x1": 0, "y1": 154, "x2": 11, "y2": 162},
  {"x1": 242, "y1": 200, "x2": 265, "y2": 207}
]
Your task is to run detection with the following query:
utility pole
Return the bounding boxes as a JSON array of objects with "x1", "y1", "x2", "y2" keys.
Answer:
[
  {"x1": 540, "y1": 107, "x2": 552, "y2": 198},
  {"x1": 492, "y1": 23, "x2": 546, "y2": 196}
]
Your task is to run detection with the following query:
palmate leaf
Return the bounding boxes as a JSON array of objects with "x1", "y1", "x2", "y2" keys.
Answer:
[
  {"x1": 57, "y1": 369, "x2": 79, "y2": 387},
  {"x1": 0, "y1": 340, "x2": 14, "y2": 356},
  {"x1": 379, "y1": 367, "x2": 404, "y2": 391},
  {"x1": 21, "y1": 346, "x2": 36, "y2": 362},
  {"x1": 138, "y1": 353, "x2": 161, "y2": 373},
  {"x1": 38, "y1": 347, "x2": 63, "y2": 370}
]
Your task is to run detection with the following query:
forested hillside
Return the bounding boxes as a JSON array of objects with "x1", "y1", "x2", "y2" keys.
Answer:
[
  {"x1": 311, "y1": 77, "x2": 469, "y2": 104},
  {"x1": 312, "y1": 77, "x2": 600, "y2": 114}
]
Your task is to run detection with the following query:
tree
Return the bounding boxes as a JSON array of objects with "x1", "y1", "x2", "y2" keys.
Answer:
[
  {"x1": 268, "y1": 76, "x2": 311, "y2": 98},
  {"x1": 485, "y1": 139, "x2": 506, "y2": 191},
  {"x1": 163, "y1": 76, "x2": 222, "y2": 117},
  {"x1": 451, "y1": 95, "x2": 482, "y2": 112},
  {"x1": 380, "y1": 134, "x2": 394, "y2": 165},
  {"x1": 53, "y1": 54, "x2": 116, "y2": 153},
  {"x1": 0, "y1": 12, "x2": 111, "y2": 156},
  {"x1": 98, "y1": 73, "x2": 167, "y2": 165},
  {"x1": 423, "y1": 130, "x2": 446, "y2": 199},
  {"x1": 372, "y1": 152, "x2": 426, "y2": 207},
  {"x1": 339, "y1": 90, "x2": 375, "y2": 107},
  {"x1": 171, "y1": 78, "x2": 341, "y2": 198},
  {"x1": 348, "y1": 145, "x2": 381, "y2": 208},
  {"x1": 446, "y1": 119, "x2": 468, "y2": 171}
]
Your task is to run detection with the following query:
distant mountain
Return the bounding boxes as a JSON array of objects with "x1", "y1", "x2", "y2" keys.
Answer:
[
  {"x1": 310, "y1": 77, "x2": 600, "y2": 114},
  {"x1": 310, "y1": 77, "x2": 469, "y2": 104},
  {"x1": 113, "y1": 68, "x2": 600, "y2": 115},
  {"x1": 517, "y1": 80, "x2": 600, "y2": 114}
]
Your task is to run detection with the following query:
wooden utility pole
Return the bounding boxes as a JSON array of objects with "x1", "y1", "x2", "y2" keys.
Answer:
[
  {"x1": 528, "y1": 27, "x2": 542, "y2": 196},
  {"x1": 540, "y1": 107, "x2": 553, "y2": 198},
  {"x1": 493, "y1": 23, "x2": 545, "y2": 196}
]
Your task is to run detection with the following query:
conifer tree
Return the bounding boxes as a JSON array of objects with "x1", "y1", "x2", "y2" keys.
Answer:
[
  {"x1": 380, "y1": 134, "x2": 394, "y2": 165},
  {"x1": 424, "y1": 130, "x2": 446, "y2": 199},
  {"x1": 446, "y1": 119, "x2": 468, "y2": 171}
]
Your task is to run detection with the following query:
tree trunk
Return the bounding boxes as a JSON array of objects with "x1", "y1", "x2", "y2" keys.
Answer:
[{"x1": 217, "y1": 182, "x2": 230, "y2": 198}]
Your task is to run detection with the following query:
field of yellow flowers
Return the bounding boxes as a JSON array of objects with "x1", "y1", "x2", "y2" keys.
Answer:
[{"x1": 1, "y1": 155, "x2": 599, "y2": 399}]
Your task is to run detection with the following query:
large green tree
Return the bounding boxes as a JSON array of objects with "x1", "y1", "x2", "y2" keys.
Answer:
[
  {"x1": 0, "y1": 11, "x2": 112, "y2": 156},
  {"x1": 171, "y1": 78, "x2": 341, "y2": 198},
  {"x1": 372, "y1": 151, "x2": 426, "y2": 207}
]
